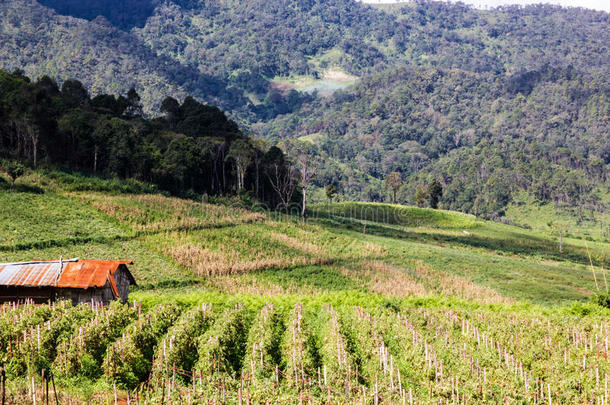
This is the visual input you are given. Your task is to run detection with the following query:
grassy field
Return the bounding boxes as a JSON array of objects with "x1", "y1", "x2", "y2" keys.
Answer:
[
  {"x1": 1, "y1": 170, "x2": 609, "y2": 403},
  {"x1": 505, "y1": 195, "x2": 610, "y2": 242}
]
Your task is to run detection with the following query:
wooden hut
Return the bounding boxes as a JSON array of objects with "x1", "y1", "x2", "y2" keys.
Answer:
[{"x1": 0, "y1": 259, "x2": 136, "y2": 305}]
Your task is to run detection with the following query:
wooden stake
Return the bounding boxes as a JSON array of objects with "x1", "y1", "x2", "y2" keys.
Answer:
[
  {"x1": 586, "y1": 242, "x2": 600, "y2": 292},
  {"x1": 32, "y1": 376, "x2": 36, "y2": 405}
]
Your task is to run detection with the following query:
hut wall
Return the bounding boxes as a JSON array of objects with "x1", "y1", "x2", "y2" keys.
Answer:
[
  {"x1": 114, "y1": 266, "x2": 132, "y2": 302},
  {"x1": 56, "y1": 285, "x2": 115, "y2": 306},
  {"x1": 0, "y1": 286, "x2": 54, "y2": 304}
]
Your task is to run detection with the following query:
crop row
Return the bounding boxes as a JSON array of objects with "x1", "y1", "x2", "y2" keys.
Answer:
[{"x1": 1, "y1": 301, "x2": 609, "y2": 404}]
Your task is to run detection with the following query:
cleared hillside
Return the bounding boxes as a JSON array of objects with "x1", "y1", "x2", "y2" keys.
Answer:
[
  {"x1": 1, "y1": 170, "x2": 607, "y2": 301},
  {"x1": 1, "y1": 169, "x2": 610, "y2": 402}
]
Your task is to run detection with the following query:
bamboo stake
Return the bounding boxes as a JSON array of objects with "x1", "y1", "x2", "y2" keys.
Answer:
[
  {"x1": 586, "y1": 242, "x2": 600, "y2": 292},
  {"x1": 32, "y1": 376, "x2": 36, "y2": 405}
]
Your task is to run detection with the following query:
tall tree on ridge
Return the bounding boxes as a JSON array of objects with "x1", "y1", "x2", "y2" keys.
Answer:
[
  {"x1": 288, "y1": 140, "x2": 318, "y2": 222},
  {"x1": 384, "y1": 171, "x2": 403, "y2": 204},
  {"x1": 226, "y1": 138, "x2": 254, "y2": 192}
]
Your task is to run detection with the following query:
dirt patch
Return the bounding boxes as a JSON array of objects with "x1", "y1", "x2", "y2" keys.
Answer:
[
  {"x1": 270, "y1": 81, "x2": 295, "y2": 93},
  {"x1": 323, "y1": 70, "x2": 358, "y2": 82}
]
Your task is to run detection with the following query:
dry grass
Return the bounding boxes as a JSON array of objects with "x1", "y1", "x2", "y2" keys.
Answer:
[
  {"x1": 76, "y1": 193, "x2": 265, "y2": 232},
  {"x1": 163, "y1": 242, "x2": 329, "y2": 276},
  {"x1": 350, "y1": 260, "x2": 428, "y2": 297},
  {"x1": 413, "y1": 260, "x2": 511, "y2": 304},
  {"x1": 142, "y1": 219, "x2": 386, "y2": 278},
  {"x1": 270, "y1": 232, "x2": 323, "y2": 255},
  {"x1": 205, "y1": 274, "x2": 288, "y2": 295}
]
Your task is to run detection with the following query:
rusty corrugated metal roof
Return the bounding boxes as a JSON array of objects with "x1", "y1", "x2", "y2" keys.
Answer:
[
  {"x1": 0, "y1": 260, "x2": 135, "y2": 292},
  {"x1": 58, "y1": 260, "x2": 134, "y2": 289}
]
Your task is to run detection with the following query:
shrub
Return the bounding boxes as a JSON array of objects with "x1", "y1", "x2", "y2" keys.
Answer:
[{"x1": 591, "y1": 292, "x2": 610, "y2": 308}]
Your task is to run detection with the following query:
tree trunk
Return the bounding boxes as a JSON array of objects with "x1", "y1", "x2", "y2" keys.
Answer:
[
  {"x1": 238, "y1": 166, "x2": 244, "y2": 191},
  {"x1": 221, "y1": 148, "x2": 226, "y2": 195},
  {"x1": 302, "y1": 186, "x2": 307, "y2": 222},
  {"x1": 31, "y1": 130, "x2": 38, "y2": 170},
  {"x1": 254, "y1": 160, "x2": 260, "y2": 200},
  {"x1": 94, "y1": 145, "x2": 98, "y2": 173}
]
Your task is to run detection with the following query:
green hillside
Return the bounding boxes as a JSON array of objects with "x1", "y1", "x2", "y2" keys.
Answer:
[
  {"x1": 2, "y1": 171, "x2": 607, "y2": 303},
  {"x1": 0, "y1": 0, "x2": 251, "y2": 115},
  {"x1": 1, "y1": 0, "x2": 608, "y2": 221},
  {"x1": 263, "y1": 66, "x2": 609, "y2": 218},
  {"x1": 1, "y1": 170, "x2": 610, "y2": 402}
]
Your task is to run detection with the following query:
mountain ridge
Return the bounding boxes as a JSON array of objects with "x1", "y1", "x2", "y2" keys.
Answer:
[{"x1": 0, "y1": 0, "x2": 607, "y2": 218}]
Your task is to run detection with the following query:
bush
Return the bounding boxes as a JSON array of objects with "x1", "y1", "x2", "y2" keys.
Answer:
[
  {"x1": 1, "y1": 160, "x2": 26, "y2": 185},
  {"x1": 591, "y1": 292, "x2": 610, "y2": 309},
  {"x1": 103, "y1": 303, "x2": 182, "y2": 389},
  {"x1": 43, "y1": 169, "x2": 160, "y2": 194}
]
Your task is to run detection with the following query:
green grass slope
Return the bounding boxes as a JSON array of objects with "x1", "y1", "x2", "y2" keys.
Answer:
[
  {"x1": 2, "y1": 170, "x2": 610, "y2": 402},
  {"x1": 1, "y1": 170, "x2": 607, "y2": 305}
]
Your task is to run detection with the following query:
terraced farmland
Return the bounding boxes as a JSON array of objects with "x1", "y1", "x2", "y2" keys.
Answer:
[{"x1": 2, "y1": 299, "x2": 610, "y2": 404}]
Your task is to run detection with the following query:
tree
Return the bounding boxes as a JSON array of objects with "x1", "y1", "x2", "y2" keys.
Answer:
[
  {"x1": 3, "y1": 161, "x2": 25, "y2": 186},
  {"x1": 124, "y1": 88, "x2": 143, "y2": 118},
  {"x1": 384, "y1": 172, "x2": 403, "y2": 203},
  {"x1": 325, "y1": 184, "x2": 337, "y2": 202},
  {"x1": 548, "y1": 221, "x2": 569, "y2": 253},
  {"x1": 288, "y1": 141, "x2": 318, "y2": 222},
  {"x1": 267, "y1": 161, "x2": 298, "y2": 212},
  {"x1": 61, "y1": 79, "x2": 89, "y2": 108},
  {"x1": 250, "y1": 138, "x2": 268, "y2": 200},
  {"x1": 160, "y1": 96, "x2": 181, "y2": 126},
  {"x1": 91, "y1": 117, "x2": 113, "y2": 173},
  {"x1": 415, "y1": 184, "x2": 428, "y2": 208},
  {"x1": 428, "y1": 178, "x2": 443, "y2": 209},
  {"x1": 226, "y1": 138, "x2": 254, "y2": 192}
]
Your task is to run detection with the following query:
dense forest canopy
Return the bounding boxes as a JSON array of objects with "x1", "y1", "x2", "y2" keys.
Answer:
[
  {"x1": 262, "y1": 65, "x2": 609, "y2": 217},
  {"x1": 3, "y1": 0, "x2": 608, "y2": 117},
  {"x1": 0, "y1": 0, "x2": 607, "y2": 219},
  {"x1": 0, "y1": 69, "x2": 297, "y2": 209}
]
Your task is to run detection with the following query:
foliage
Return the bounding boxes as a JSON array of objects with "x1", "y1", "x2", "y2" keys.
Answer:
[
  {"x1": 2, "y1": 160, "x2": 25, "y2": 185},
  {"x1": 0, "y1": 70, "x2": 293, "y2": 206},
  {"x1": 384, "y1": 172, "x2": 403, "y2": 204},
  {"x1": 428, "y1": 178, "x2": 443, "y2": 209},
  {"x1": 591, "y1": 292, "x2": 610, "y2": 309},
  {"x1": 103, "y1": 303, "x2": 182, "y2": 389},
  {"x1": 53, "y1": 302, "x2": 137, "y2": 379},
  {"x1": 1, "y1": 0, "x2": 608, "y2": 220},
  {"x1": 3, "y1": 299, "x2": 610, "y2": 403},
  {"x1": 280, "y1": 303, "x2": 319, "y2": 387},
  {"x1": 415, "y1": 184, "x2": 428, "y2": 208},
  {"x1": 263, "y1": 66, "x2": 609, "y2": 218},
  {"x1": 7, "y1": 302, "x2": 95, "y2": 377},
  {"x1": 242, "y1": 304, "x2": 284, "y2": 382},
  {"x1": 151, "y1": 303, "x2": 214, "y2": 384},
  {"x1": 325, "y1": 184, "x2": 337, "y2": 202},
  {"x1": 194, "y1": 304, "x2": 251, "y2": 378}
]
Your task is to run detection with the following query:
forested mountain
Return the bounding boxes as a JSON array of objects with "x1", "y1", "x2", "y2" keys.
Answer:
[
  {"x1": 6, "y1": 0, "x2": 608, "y2": 115},
  {"x1": 136, "y1": 0, "x2": 609, "y2": 94},
  {"x1": 0, "y1": 0, "x2": 608, "y2": 219},
  {"x1": 0, "y1": 0, "x2": 252, "y2": 116},
  {"x1": 262, "y1": 66, "x2": 608, "y2": 217}
]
